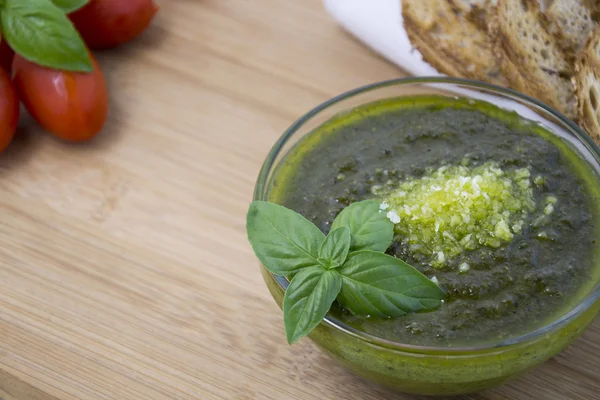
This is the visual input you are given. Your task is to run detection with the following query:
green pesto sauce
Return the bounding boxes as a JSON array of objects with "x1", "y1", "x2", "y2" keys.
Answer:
[{"x1": 267, "y1": 96, "x2": 600, "y2": 347}]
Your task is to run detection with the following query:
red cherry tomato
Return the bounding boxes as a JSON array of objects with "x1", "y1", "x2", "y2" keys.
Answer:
[
  {"x1": 12, "y1": 54, "x2": 108, "y2": 142},
  {"x1": 0, "y1": 39, "x2": 15, "y2": 73},
  {"x1": 0, "y1": 68, "x2": 20, "y2": 151},
  {"x1": 69, "y1": 0, "x2": 159, "y2": 49},
  {"x1": 0, "y1": 67, "x2": 19, "y2": 152}
]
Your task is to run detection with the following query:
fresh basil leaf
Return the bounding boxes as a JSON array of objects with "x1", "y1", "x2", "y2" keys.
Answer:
[
  {"x1": 51, "y1": 0, "x2": 89, "y2": 13},
  {"x1": 283, "y1": 267, "x2": 342, "y2": 344},
  {"x1": 246, "y1": 201, "x2": 325, "y2": 276},
  {"x1": 331, "y1": 199, "x2": 394, "y2": 253},
  {"x1": 318, "y1": 226, "x2": 351, "y2": 269},
  {"x1": 337, "y1": 251, "x2": 444, "y2": 317},
  {"x1": 1, "y1": 0, "x2": 93, "y2": 72}
]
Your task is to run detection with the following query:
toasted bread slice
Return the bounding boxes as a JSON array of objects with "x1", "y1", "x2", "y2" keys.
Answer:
[
  {"x1": 586, "y1": 0, "x2": 600, "y2": 14},
  {"x1": 449, "y1": 0, "x2": 495, "y2": 13},
  {"x1": 448, "y1": 0, "x2": 498, "y2": 32},
  {"x1": 541, "y1": 0, "x2": 596, "y2": 60},
  {"x1": 448, "y1": 0, "x2": 499, "y2": 29},
  {"x1": 574, "y1": 25, "x2": 600, "y2": 142},
  {"x1": 402, "y1": 0, "x2": 507, "y2": 86},
  {"x1": 490, "y1": 0, "x2": 576, "y2": 118},
  {"x1": 404, "y1": 25, "x2": 466, "y2": 79},
  {"x1": 493, "y1": 45, "x2": 530, "y2": 95}
]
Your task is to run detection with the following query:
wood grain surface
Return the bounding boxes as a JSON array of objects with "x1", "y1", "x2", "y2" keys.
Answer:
[{"x1": 0, "y1": 1, "x2": 598, "y2": 399}]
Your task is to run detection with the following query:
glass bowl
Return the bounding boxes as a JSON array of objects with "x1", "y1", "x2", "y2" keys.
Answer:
[{"x1": 251, "y1": 77, "x2": 600, "y2": 396}]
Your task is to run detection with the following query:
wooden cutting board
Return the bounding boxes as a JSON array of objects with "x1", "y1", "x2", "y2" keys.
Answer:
[{"x1": 0, "y1": 1, "x2": 598, "y2": 399}]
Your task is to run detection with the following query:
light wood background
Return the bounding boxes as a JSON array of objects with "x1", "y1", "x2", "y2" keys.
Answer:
[{"x1": 0, "y1": 1, "x2": 598, "y2": 399}]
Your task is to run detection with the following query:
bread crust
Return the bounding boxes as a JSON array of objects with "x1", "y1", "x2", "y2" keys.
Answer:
[
  {"x1": 574, "y1": 26, "x2": 600, "y2": 143},
  {"x1": 402, "y1": 0, "x2": 507, "y2": 86},
  {"x1": 404, "y1": 19, "x2": 465, "y2": 79}
]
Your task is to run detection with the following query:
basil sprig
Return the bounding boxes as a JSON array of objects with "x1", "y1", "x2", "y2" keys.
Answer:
[
  {"x1": 331, "y1": 199, "x2": 394, "y2": 252},
  {"x1": 246, "y1": 199, "x2": 445, "y2": 344},
  {"x1": 0, "y1": 0, "x2": 93, "y2": 72}
]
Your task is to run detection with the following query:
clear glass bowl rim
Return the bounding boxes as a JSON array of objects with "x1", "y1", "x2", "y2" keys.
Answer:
[{"x1": 252, "y1": 76, "x2": 600, "y2": 353}]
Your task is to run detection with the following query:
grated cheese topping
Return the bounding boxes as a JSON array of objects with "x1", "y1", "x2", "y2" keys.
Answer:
[{"x1": 378, "y1": 161, "x2": 546, "y2": 268}]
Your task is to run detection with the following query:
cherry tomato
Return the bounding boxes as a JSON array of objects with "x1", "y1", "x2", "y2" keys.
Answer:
[
  {"x1": 12, "y1": 54, "x2": 108, "y2": 142},
  {"x1": 0, "y1": 67, "x2": 19, "y2": 152},
  {"x1": 69, "y1": 0, "x2": 159, "y2": 49},
  {"x1": 0, "y1": 39, "x2": 15, "y2": 73}
]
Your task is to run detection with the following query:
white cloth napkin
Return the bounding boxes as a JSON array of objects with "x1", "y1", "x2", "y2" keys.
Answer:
[{"x1": 323, "y1": 0, "x2": 440, "y2": 76}]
